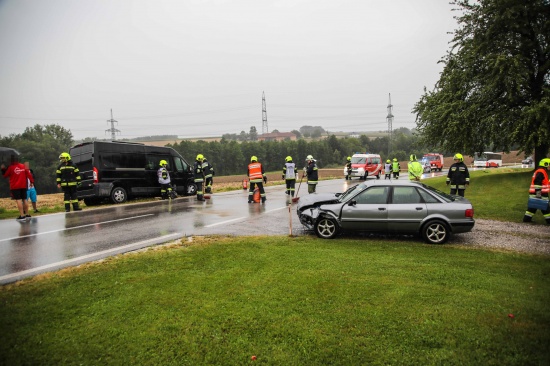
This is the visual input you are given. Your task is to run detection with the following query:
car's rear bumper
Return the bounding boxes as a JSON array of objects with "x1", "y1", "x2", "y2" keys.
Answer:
[{"x1": 450, "y1": 220, "x2": 475, "y2": 233}]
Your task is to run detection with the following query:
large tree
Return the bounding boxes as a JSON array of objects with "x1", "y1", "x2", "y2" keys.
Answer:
[{"x1": 414, "y1": 0, "x2": 549, "y2": 163}]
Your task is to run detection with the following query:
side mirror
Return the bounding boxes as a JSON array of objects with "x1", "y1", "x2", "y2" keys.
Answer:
[{"x1": 348, "y1": 200, "x2": 357, "y2": 206}]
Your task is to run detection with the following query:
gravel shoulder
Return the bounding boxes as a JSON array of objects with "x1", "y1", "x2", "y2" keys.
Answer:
[{"x1": 450, "y1": 219, "x2": 550, "y2": 256}]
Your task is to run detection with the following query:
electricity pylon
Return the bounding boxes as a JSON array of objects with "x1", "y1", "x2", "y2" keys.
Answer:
[
  {"x1": 262, "y1": 91, "x2": 268, "y2": 134},
  {"x1": 386, "y1": 94, "x2": 394, "y2": 156},
  {"x1": 106, "y1": 109, "x2": 121, "y2": 140}
]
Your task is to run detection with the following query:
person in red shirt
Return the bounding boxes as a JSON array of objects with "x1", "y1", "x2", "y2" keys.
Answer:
[{"x1": 1, "y1": 155, "x2": 34, "y2": 221}]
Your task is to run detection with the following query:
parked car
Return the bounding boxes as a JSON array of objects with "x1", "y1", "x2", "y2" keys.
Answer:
[
  {"x1": 69, "y1": 141, "x2": 196, "y2": 205},
  {"x1": 297, "y1": 180, "x2": 475, "y2": 244},
  {"x1": 521, "y1": 156, "x2": 533, "y2": 165}
]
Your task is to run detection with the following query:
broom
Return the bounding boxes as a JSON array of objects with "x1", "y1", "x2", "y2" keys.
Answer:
[{"x1": 291, "y1": 175, "x2": 304, "y2": 203}]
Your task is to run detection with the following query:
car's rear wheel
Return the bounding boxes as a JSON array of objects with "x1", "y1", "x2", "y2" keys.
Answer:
[
  {"x1": 314, "y1": 217, "x2": 340, "y2": 239},
  {"x1": 422, "y1": 220, "x2": 449, "y2": 244},
  {"x1": 110, "y1": 186, "x2": 128, "y2": 204}
]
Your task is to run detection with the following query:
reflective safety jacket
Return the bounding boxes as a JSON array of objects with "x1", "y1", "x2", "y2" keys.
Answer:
[
  {"x1": 248, "y1": 162, "x2": 265, "y2": 183},
  {"x1": 408, "y1": 161, "x2": 423, "y2": 180},
  {"x1": 202, "y1": 159, "x2": 214, "y2": 179},
  {"x1": 157, "y1": 167, "x2": 171, "y2": 184},
  {"x1": 384, "y1": 163, "x2": 392, "y2": 174},
  {"x1": 446, "y1": 162, "x2": 470, "y2": 188},
  {"x1": 283, "y1": 162, "x2": 296, "y2": 180},
  {"x1": 193, "y1": 161, "x2": 204, "y2": 182},
  {"x1": 529, "y1": 167, "x2": 549, "y2": 198},
  {"x1": 392, "y1": 161, "x2": 401, "y2": 172},
  {"x1": 56, "y1": 161, "x2": 81, "y2": 187}
]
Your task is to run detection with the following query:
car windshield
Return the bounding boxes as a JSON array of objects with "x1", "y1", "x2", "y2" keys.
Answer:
[
  {"x1": 421, "y1": 183, "x2": 454, "y2": 202},
  {"x1": 338, "y1": 183, "x2": 365, "y2": 202},
  {"x1": 351, "y1": 157, "x2": 366, "y2": 164}
]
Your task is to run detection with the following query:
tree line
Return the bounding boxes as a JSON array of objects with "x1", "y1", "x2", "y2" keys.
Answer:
[{"x1": 1, "y1": 124, "x2": 424, "y2": 197}]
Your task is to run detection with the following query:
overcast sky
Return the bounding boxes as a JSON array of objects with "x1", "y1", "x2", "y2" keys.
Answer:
[{"x1": 0, "y1": 0, "x2": 458, "y2": 140}]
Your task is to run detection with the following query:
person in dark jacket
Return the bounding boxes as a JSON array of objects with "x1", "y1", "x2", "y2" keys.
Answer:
[
  {"x1": 202, "y1": 157, "x2": 214, "y2": 194},
  {"x1": 446, "y1": 153, "x2": 470, "y2": 197},
  {"x1": 305, "y1": 155, "x2": 318, "y2": 194},
  {"x1": 194, "y1": 154, "x2": 205, "y2": 201},
  {"x1": 345, "y1": 156, "x2": 352, "y2": 180},
  {"x1": 56, "y1": 152, "x2": 82, "y2": 212}
]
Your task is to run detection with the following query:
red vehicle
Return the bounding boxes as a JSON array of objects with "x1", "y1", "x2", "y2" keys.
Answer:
[
  {"x1": 343, "y1": 153, "x2": 383, "y2": 180},
  {"x1": 421, "y1": 153, "x2": 444, "y2": 172}
]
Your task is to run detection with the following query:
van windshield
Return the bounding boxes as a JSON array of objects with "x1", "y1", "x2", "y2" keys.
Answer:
[
  {"x1": 423, "y1": 156, "x2": 439, "y2": 161},
  {"x1": 351, "y1": 157, "x2": 366, "y2": 164}
]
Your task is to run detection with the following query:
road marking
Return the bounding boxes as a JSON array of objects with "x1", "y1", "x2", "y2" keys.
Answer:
[
  {"x1": 0, "y1": 233, "x2": 181, "y2": 285},
  {"x1": 0, "y1": 214, "x2": 154, "y2": 243}
]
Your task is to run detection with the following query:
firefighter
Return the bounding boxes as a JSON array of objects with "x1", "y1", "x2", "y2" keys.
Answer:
[
  {"x1": 305, "y1": 155, "x2": 318, "y2": 194},
  {"x1": 194, "y1": 154, "x2": 205, "y2": 201},
  {"x1": 56, "y1": 152, "x2": 82, "y2": 212},
  {"x1": 392, "y1": 158, "x2": 401, "y2": 179},
  {"x1": 202, "y1": 157, "x2": 214, "y2": 194},
  {"x1": 345, "y1": 156, "x2": 352, "y2": 180},
  {"x1": 384, "y1": 159, "x2": 392, "y2": 180},
  {"x1": 407, "y1": 154, "x2": 423, "y2": 181},
  {"x1": 523, "y1": 158, "x2": 550, "y2": 224},
  {"x1": 247, "y1": 156, "x2": 266, "y2": 203},
  {"x1": 447, "y1": 153, "x2": 470, "y2": 197},
  {"x1": 157, "y1": 160, "x2": 175, "y2": 199},
  {"x1": 282, "y1": 156, "x2": 297, "y2": 197}
]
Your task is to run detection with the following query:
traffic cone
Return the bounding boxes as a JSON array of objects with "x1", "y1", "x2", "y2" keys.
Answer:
[
  {"x1": 243, "y1": 179, "x2": 248, "y2": 190},
  {"x1": 253, "y1": 187, "x2": 261, "y2": 203}
]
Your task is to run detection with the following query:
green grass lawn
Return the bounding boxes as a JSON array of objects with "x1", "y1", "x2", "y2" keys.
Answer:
[
  {"x1": 1, "y1": 168, "x2": 549, "y2": 365},
  {"x1": 1, "y1": 236, "x2": 549, "y2": 365}
]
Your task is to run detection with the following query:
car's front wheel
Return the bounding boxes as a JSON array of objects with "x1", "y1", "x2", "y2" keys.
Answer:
[
  {"x1": 422, "y1": 220, "x2": 449, "y2": 244},
  {"x1": 314, "y1": 217, "x2": 340, "y2": 239},
  {"x1": 110, "y1": 186, "x2": 128, "y2": 204},
  {"x1": 186, "y1": 182, "x2": 197, "y2": 196}
]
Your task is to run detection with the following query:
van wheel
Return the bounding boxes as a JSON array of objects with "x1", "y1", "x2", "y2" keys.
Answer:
[
  {"x1": 363, "y1": 173, "x2": 368, "y2": 180},
  {"x1": 110, "y1": 187, "x2": 128, "y2": 204},
  {"x1": 186, "y1": 183, "x2": 198, "y2": 196}
]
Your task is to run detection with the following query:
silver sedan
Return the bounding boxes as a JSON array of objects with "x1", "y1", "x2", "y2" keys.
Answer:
[{"x1": 297, "y1": 180, "x2": 475, "y2": 244}]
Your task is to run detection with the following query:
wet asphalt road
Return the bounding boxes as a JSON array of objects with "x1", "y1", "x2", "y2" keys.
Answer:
[{"x1": 0, "y1": 171, "x2": 448, "y2": 284}]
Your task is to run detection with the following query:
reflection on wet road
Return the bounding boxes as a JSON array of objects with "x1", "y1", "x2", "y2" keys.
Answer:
[{"x1": 0, "y1": 171, "x2": 447, "y2": 284}]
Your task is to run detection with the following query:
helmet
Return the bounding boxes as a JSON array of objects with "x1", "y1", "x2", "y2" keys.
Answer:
[
  {"x1": 59, "y1": 152, "x2": 71, "y2": 161},
  {"x1": 251, "y1": 156, "x2": 258, "y2": 162},
  {"x1": 306, "y1": 155, "x2": 314, "y2": 160},
  {"x1": 285, "y1": 156, "x2": 292, "y2": 162},
  {"x1": 387, "y1": 159, "x2": 391, "y2": 163},
  {"x1": 453, "y1": 153, "x2": 464, "y2": 162},
  {"x1": 539, "y1": 158, "x2": 550, "y2": 167},
  {"x1": 196, "y1": 154, "x2": 204, "y2": 161},
  {"x1": 159, "y1": 159, "x2": 168, "y2": 167},
  {"x1": 347, "y1": 156, "x2": 351, "y2": 161},
  {"x1": 393, "y1": 158, "x2": 397, "y2": 162},
  {"x1": 410, "y1": 154, "x2": 416, "y2": 161}
]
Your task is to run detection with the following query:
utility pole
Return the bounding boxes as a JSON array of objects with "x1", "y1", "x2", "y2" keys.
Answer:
[
  {"x1": 386, "y1": 93, "x2": 394, "y2": 157},
  {"x1": 262, "y1": 91, "x2": 268, "y2": 135},
  {"x1": 106, "y1": 109, "x2": 121, "y2": 140}
]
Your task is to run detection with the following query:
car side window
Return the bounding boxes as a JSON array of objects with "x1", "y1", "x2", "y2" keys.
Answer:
[
  {"x1": 417, "y1": 188, "x2": 440, "y2": 203},
  {"x1": 391, "y1": 186, "x2": 423, "y2": 204},
  {"x1": 354, "y1": 186, "x2": 388, "y2": 204}
]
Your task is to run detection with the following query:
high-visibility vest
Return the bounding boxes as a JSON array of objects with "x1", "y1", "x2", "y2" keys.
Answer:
[
  {"x1": 248, "y1": 162, "x2": 263, "y2": 182},
  {"x1": 529, "y1": 168, "x2": 549, "y2": 197}
]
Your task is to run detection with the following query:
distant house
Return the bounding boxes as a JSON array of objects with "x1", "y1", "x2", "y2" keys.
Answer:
[
  {"x1": 349, "y1": 132, "x2": 360, "y2": 138},
  {"x1": 257, "y1": 132, "x2": 297, "y2": 141}
]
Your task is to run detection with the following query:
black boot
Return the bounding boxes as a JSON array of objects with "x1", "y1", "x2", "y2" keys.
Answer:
[
  {"x1": 65, "y1": 204, "x2": 71, "y2": 212},
  {"x1": 73, "y1": 203, "x2": 82, "y2": 211}
]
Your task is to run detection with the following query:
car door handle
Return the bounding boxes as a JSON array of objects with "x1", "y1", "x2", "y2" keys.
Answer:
[
  {"x1": 416, "y1": 207, "x2": 423, "y2": 210},
  {"x1": 378, "y1": 207, "x2": 386, "y2": 211}
]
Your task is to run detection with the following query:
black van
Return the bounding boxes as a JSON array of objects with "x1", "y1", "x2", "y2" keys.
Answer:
[{"x1": 69, "y1": 141, "x2": 196, "y2": 205}]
